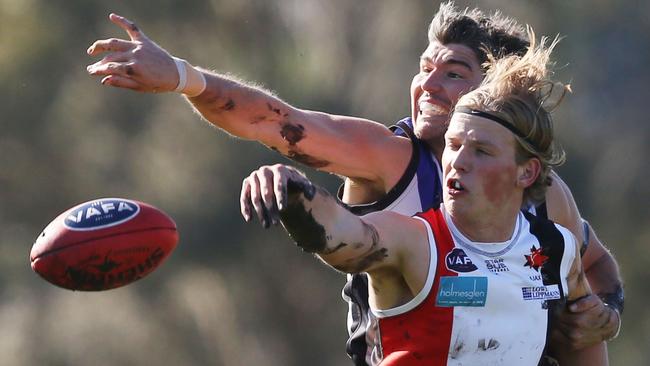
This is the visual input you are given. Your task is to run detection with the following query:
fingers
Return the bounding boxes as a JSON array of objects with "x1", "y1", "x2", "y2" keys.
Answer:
[
  {"x1": 87, "y1": 38, "x2": 134, "y2": 56},
  {"x1": 89, "y1": 13, "x2": 179, "y2": 93},
  {"x1": 88, "y1": 62, "x2": 149, "y2": 92},
  {"x1": 559, "y1": 298, "x2": 609, "y2": 328},
  {"x1": 550, "y1": 327, "x2": 572, "y2": 346},
  {"x1": 259, "y1": 169, "x2": 281, "y2": 226},
  {"x1": 603, "y1": 306, "x2": 621, "y2": 340},
  {"x1": 240, "y1": 165, "x2": 297, "y2": 228},
  {"x1": 240, "y1": 179, "x2": 252, "y2": 222},
  {"x1": 568, "y1": 294, "x2": 601, "y2": 313},
  {"x1": 100, "y1": 74, "x2": 141, "y2": 91},
  {"x1": 109, "y1": 13, "x2": 146, "y2": 41},
  {"x1": 250, "y1": 171, "x2": 275, "y2": 228},
  {"x1": 552, "y1": 295, "x2": 614, "y2": 349},
  {"x1": 99, "y1": 51, "x2": 132, "y2": 64},
  {"x1": 273, "y1": 167, "x2": 287, "y2": 211},
  {"x1": 87, "y1": 61, "x2": 136, "y2": 77}
]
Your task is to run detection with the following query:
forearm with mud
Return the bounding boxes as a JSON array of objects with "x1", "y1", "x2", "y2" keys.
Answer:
[
  {"x1": 187, "y1": 71, "x2": 292, "y2": 140},
  {"x1": 184, "y1": 70, "x2": 396, "y2": 177},
  {"x1": 278, "y1": 181, "x2": 384, "y2": 274},
  {"x1": 186, "y1": 71, "x2": 339, "y2": 169}
]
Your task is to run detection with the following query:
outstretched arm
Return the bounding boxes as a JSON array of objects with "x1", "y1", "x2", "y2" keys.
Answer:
[
  {"x1": 239, "y1": 164, "x2": 425, "y2": 275},
  {"x1": 87, "y1": 14, "x2": 411, "y2": 185}
]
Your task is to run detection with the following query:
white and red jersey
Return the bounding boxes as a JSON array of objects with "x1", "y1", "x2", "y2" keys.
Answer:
[
  {"x1": 342, "y1": 117, "x2": 555, "y2": 366},
  {"x1": 368, "y1": 208, "x2": 576, "y2": 366}
]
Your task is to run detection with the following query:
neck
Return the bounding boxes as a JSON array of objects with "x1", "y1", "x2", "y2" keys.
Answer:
[{"x1": 446, "y1": 204, "x2": 521, "y2": 243}]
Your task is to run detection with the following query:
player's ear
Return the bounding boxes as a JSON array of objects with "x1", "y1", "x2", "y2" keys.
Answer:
[{"x1": 517, "y1": 157, "x2": 541, "y2": 188}]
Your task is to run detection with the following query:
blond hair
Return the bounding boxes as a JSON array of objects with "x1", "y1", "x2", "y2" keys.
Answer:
[{"x1": 456, "y1": 28, "x2": 569, "y2": 204}]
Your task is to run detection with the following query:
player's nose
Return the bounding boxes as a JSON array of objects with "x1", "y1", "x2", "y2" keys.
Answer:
[{"x1": 420, "y1": 69, "x2": 444, "y2": 94}]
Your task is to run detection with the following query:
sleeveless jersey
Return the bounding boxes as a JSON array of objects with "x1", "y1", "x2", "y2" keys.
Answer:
[
  {"x1": 341, "y1": 118, "x2": 443, "y2": 365},
  {"x1": 371, "y1": 207, "x2": 576, "y2": 366},
  {"x1": 341, "y1": 117, "x2": 553, "y2": 365}
]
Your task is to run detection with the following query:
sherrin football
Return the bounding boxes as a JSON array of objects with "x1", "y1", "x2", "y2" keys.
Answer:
[{"x1": 30, "y1": 198, "x2": 178, "y2": 291}]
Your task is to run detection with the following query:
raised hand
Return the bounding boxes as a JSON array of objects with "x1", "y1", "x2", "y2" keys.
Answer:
[
  {"x1": 87, "y1": 13, "x2": 179, "y2": 93},
  {"x1": 240, "y1": 164, "x2": 314, "y2": 228}
]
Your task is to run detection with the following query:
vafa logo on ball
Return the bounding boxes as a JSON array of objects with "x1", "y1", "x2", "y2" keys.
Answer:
[{"x1": 64, "y1": 198, "x2": 140, "y2": 231}]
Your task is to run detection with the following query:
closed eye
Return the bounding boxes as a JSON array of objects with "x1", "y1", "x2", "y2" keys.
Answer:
[
  {"x1": 448, "y1": 72, "x2": 464, "y2": 79},
  {"x1": 447, "y1": 142, "x2": 461, "y2": 151}
]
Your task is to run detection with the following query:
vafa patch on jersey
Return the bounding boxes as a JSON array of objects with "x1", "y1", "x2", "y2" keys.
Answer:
[{"x1": 445, "y1": 248, "x2": 478, "y2": 273}]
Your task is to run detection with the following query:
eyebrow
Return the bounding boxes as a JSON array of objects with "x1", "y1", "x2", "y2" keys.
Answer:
[
  {"x1": 420, "y1": 56, "x2": 474, "y2": 72},
  {"x1": 446, "y1": 133, "x2": 499, "y2": 149}
]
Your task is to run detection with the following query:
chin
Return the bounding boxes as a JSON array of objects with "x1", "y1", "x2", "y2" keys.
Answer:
[{"x1": 413, "y1": 118, "x2": 447, "y2": 143}]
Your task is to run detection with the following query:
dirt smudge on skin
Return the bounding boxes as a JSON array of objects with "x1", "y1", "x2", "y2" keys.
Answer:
[
  {"x1": 197, "y1": 87, "x2": 235, "y2": 114},
  {"x1": 334, "y1": 248, "x2": 388, "y2": 274},
  {"x1": 355, "y1": 248, "x2": 388, "y2": 272},
  {"x1": 335, "y1": 224, "x2": 385, "y2": 273},
  {"x1": 267, "y1": 102, "x2": 283, "y2": 115},
  {"x1": 221, "y1": 98, "x2": 235, "y2": 111},
  {"x1": 286, "y1": 178, "x2": 317, "y2": 201},
  {"x1": 321, "y1": 242, "x2": 348, "y2": 255},
  {"x1": 280, "y1": 199, "x2": 327, "y2": 253},
  {"x1": 277, "y1": 121, "x2": 331, "y2": 168},
  {"x1": 287, "y1": 151, "x2": 330, "y2": 168},
  {"x1": 250, "y1": 115, "x2": 267, "y2": 124},
  {"x1": 280, "y1": 122, "x2": 305, "y2": 146}
]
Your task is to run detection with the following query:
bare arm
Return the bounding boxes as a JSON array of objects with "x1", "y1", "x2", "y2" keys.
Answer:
[
  {"x1": 87, "y1": 14, "x2": 411, "y2": 185},
  {"x1": 239, "y1": 164, "x2": 425, "y2": 275},
  {"x1": 545, "y1": 171, "x2": 622, "y2": 352},
  {"x1": 546, "y1": 172, "x2": 622, "y2": 294},
  {"x1": 550, "y1": 232, "x2": 609, "y2": 365},
  {"x1": 188, "y1": 77, "x2": 408, "y2": 181}
]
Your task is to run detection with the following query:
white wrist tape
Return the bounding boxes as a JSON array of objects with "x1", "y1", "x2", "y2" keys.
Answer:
[
  {"x1": 172, "y1": 57, "x2": 207, "y2": 97},
  {"x1": 173, "y1": 57, "x2": 187, "y2": 93}
]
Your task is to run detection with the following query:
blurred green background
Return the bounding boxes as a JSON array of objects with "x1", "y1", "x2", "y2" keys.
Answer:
[{"x1": 1, "y1": 0, "x2": 648, "y2": 364}]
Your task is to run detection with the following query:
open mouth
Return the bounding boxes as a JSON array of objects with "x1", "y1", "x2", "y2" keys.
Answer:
[
  {"x1": 447, "y1": 178, "x2": 465, "y2": 192},
  {"x1": 418, "y1": 101, "x2": 448, "y2": 117}
]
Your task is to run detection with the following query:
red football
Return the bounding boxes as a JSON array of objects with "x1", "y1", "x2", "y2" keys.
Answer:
[{"x1": 30, "y1": 198, "x2": 178, "y2": 291}]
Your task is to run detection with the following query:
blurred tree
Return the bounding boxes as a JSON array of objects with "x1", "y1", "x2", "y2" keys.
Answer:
[{"x1": 0, "y1": 0, "x2": 647, "y2": 365}]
